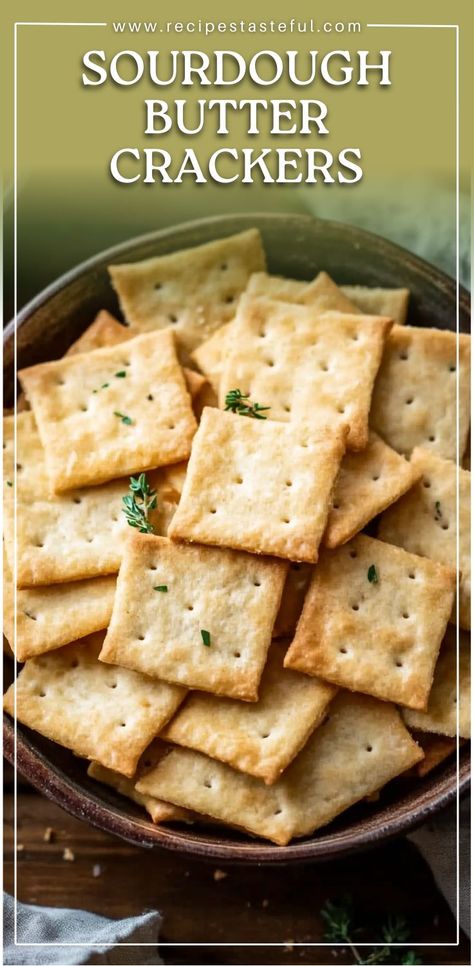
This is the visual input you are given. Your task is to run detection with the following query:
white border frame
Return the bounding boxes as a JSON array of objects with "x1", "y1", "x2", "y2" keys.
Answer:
[{"x1": 10, "y1": 19, "x2": 463, "y2": 954}]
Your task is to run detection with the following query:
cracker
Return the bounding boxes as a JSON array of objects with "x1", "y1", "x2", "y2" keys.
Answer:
[
  {"x1": 151, "y1": 462, "x2": 188, "y2": 503},
  {"x1": 370, "y1": 325, "x2": 471, "y2": 461},
  {"x1": 3, "y1": 633, "x2": 186, "y2": 777},
  {"x1": 192, "y1": 380, "x2": 219, "y2": 421},
  {"x1": 414, "y1": 734, "x2": 457, "y2": 777},
  {"x1": 19, "y1": 330, "x2": 197, "y2": 492},
  {"x1": 273, "y1": 563, "x2": 313, "y2": 638},
  {"x1": 108, "y1": 229, "x2": 265, "y2": 355},
  {"x1": 162, "y1": 643, "x2": 336, "y2": 783},
  {"x1": 4, "y1": 412, "x2": 124, "y2": 585},
  {"x1": 67, "y1": 310, "x2": 205, "y2": 402},
  {"x1": 168, "y1": 408, "x2": 346, "y2": 563},
  {"x1": 297, "y1": 271, "x2": 359, "y2": 313},
  {"x1": 66, "y1": 311, "x2": 133, "y2": 355},
  {"x1": 3, "y1": 413, "x2": 177, "y2": 587},
  {"x1": 284, "y1": 534, "x2": 455, "y2": 710},
  {"x1": 3, "y1": 545, "x2": 116, "y2": 662},
  {"x1": 190, "y1": 271, "x2": 358, "y2": 394},
  {"x1": 137, "y1": 692, "x2": 423, "y2": 845},
  {"x1": 324, "y1": 431, "x2": 422, "y2": 549},
  {"x1": 191, "y1": 322, "x2": 234, "y2": 392},
  {"x1": 87, "y1": 744, "x2": 193, "y2": 823},
  {"x1": 402, "y1": 627, "x2": 470, "y2": 738},
  {"x1": 218, "y1": 298, "x2": 392, "y2": 450},
  {"x1": 378, "y1": 447, "x2": 470, "y2": 629},
  {"x1": 245, "y1": 272, "x2": 308, "y2": 301},
  {"x1": 99, "y1": 533, "x2": 287, "y2": 700},
  {"x1": 341, "y1": 286, "x2": 410, "y2": 324}
]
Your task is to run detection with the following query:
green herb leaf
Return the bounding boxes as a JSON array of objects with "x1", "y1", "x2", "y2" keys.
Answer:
[
  {"x1": 6, "y1": 480, "x2": 13, "y2": 487},
  {"x1": 115, "y1": 371, "x2": 127, "y2": 378},
  {"x1": 321, "y1": 895, "x2": 421, "y2": 965},
  {"x1": 102, "y1": 383, "x2": 110, "y2": 389},
  {"x1": 367, "y1": 564, "x2": 379, "y2": 584},
  {"x1": 154, "y1": 585, "x2": 168, "y2": 593},
  {"x1": 434, "y1": 500, "x2": 442, "y2": 520},
  {"x1": 200, "y1": 629, "x2": 211, "y2": 647},
  {"x1": 114, "y1": 411, "x2": 133, "y2": 426},
  {"x1": 224, "y1": 388, "x2": 270, "y2": 420},
  {"x1": 121, "y1": 474, "x2": 157, "y2": 534},
  {"x1": 320, "y1": 896, "x2": 354, "y2": 943}
]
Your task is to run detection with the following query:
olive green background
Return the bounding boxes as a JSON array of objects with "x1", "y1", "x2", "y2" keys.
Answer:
[{"x1": 1, "y1": 0, "x2": 472, "y2": 315}]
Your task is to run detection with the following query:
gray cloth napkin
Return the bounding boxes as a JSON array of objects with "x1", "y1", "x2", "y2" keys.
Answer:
[
  {"x1": 409, "y1": 795, "x2": 470, "y2": 938},
  {"x1": 3, "y1": 894, "x2": 163, "y2": 965}
]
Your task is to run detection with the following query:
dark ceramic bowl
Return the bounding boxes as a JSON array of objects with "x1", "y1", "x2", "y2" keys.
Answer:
[{"x1": 3, "y1": 213, "x2": 470, "y2": 864}]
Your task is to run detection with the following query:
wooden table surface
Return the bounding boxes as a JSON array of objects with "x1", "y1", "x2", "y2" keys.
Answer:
[{"x1": 4, "y1": 778, "x2": 469, "y2": 966}]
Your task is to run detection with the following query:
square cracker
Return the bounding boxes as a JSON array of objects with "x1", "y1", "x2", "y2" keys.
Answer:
[
  {"x1": 67, "y1": 309, "x2": 206, "y2": 402},
  {"x1": 190, "y1": 271, "x2": 357, "y2": 394},
  {"x1": 378, "y1": 447, "x2": 470, "y2": 630},
  {"x1": 3, "y1": 412, "x2": 176, "y2": 587},
  {"x1": 137, "y1": 691, "x2": 423, "y2": 845},
  {"x1": 284, "y1": 533, "x2": 456, "y2": 710},
  {"x1": 99, "y1": 533, "x2": 287, "y2": 701},
  {"x1": 324, "y1": 431, "x2": 422, "y2": 549},
  {"x1": 370, "y1": 324, "x2": 471, "y2": 462},
  {"x1": 161, "y1": 642, "x2": 337, "y2": 784},
  {"x1": 3, "y1": 411, "x2": 125, "y2": 586},
  {"x1": 218, "y1": 298, "x2": 392, "y2": 450},
  {"x1": 168, "y1": 408, "x2": 346, "y2": 563},
  {"x1": 108, "y1": 229, "x2": 265, "y2": 355},
  {"x1": 273, "y1": 563, "x2": 313, "y2": 638},
  {"x1": 87, "y1": 743, "x2": 193, "y2": 824},
  {"x1": 341, "y1": 286, "x2": 410, "y2": 324},
  {"x1": 3, "y1": 545, "x2": 116, "y2": 662},
  {"x1": 19, "y1": 329, "x2": 197, "y2": 492},
  {"x1": 3, "y1": 633, "x2": 186, "y2": 777},
  {"x1": 191, "y1": 274, "x2": 408, "y2": 397},
  {"x1": 402, "y1": 627, "x2": 470, "y2": 739}
]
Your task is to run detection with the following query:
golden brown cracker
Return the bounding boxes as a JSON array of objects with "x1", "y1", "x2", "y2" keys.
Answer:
[
  {"x1": 284, "y1": 534, "x2": 456, "y2": 711},
  {"x1": 19, "y1": 330, "x2": 197, "y2": 492},
  {"x1": 99, "y1": 533, "x2": 287, "y2": 701},
  {"x1": 3, "y1": 633, "x2": 186, "y2": 777},
  {"x1": 168, "y1": 408, "x2": 346, "y2": 563},
  {"x1": 370, "y1": 325, "x2": 470, "y2": 461}
]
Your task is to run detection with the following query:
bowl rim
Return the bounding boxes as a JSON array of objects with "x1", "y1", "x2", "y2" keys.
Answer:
[
  {"x1": 3, "y1": 718, "x2": 470, "y2": 865},
  {"x1": 3, "y1": 211, "x2": 470, "y2": 342},
  {"x1": 4, "y1": 211, "x2": 471, "y2": 864}
]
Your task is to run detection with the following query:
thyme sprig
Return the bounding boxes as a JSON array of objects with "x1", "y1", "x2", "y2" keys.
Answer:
[
  {"x1": 122, "y1": 473, "x2": 157, "y2": 534},
  {"x1": 320, "y1": 896, "x2": 421, "y2": 965},
  {"x1": 224, "y1": 389, "x2": 270, "y2": 420}
]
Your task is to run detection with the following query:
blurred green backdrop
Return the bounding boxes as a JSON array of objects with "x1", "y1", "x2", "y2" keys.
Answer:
[{"x1": 2, "y1": 0, "x2": 471, "y2": 319}]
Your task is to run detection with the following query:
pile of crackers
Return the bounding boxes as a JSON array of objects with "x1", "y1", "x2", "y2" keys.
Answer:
[{"x1": 3, "y1": 228, "x2": 471, "y2": 846}]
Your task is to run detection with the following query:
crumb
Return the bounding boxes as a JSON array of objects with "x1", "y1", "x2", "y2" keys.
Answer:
[
  {"x1": 246, "y1": 900, "x2": 251, "y2": 908},
  {"x1": 433, "y1": 915, "x2": 439, "y2": 927},
  {"x1": 213, "y1": 869, "x2": 228, "y2": 882},
  {"x1": 62, "y1": 847, "x2": 75, "y2": 862},
  {"x1": 16, "y1": 843, "x2": 24, "y2": 852},
  {"x1": 331, "y1": 951, "x2": 338, "y2": 958},
  {"x1": 43, "y1": 827, "x2": 55, "y2": 843},
  {"x1": 284, "y1": 941, "x2": 294, "y2": 952},
  {"x1": 262, "y1": 899, "x2": 269, "y2": 908},
  {"x1": 184, "y1": 870, "x2": 190, "y2": 877},
  {"x1": 92, "y1": 864, "x2": 102, "y2": 878}
]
